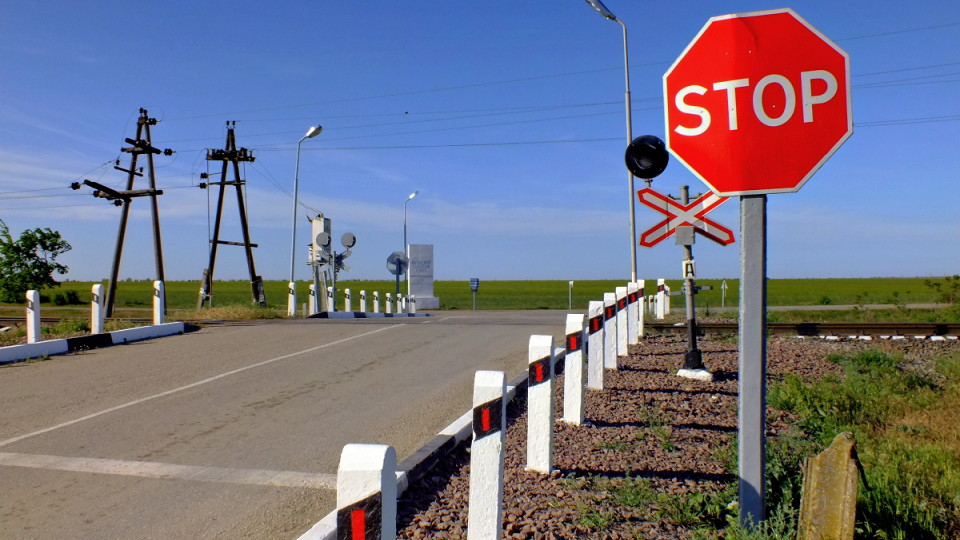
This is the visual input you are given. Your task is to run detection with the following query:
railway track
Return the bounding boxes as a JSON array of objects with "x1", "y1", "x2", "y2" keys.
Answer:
[{"x1": 647, "y1": 321, "x2": 960, "y2": 337}]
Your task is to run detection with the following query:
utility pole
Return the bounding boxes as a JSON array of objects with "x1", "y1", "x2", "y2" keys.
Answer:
[{"x1": 197, "y1": 122, "x2": 265, "y2": 308}]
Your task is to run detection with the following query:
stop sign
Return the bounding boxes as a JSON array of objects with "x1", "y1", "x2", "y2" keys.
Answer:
[{"x1": 664, "y1": 8, "x2": 851, "y2": 196}]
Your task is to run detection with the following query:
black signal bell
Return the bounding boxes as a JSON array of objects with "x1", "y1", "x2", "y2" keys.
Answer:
[{"x1": 624, "y1": 135, "x2": 669, "y2": 179}]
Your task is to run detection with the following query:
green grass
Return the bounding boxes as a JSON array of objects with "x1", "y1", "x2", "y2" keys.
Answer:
[
  {"x1": 767, "y1": 351, "x2": 960, "y2": 538},
  {"x1": 10, "y1": 276, "x2": 951, "y2": 313}
]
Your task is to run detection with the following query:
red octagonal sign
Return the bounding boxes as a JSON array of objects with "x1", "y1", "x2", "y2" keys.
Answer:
[{"x1": 664, "y1": 8, "x2": 852, "y2": 196}]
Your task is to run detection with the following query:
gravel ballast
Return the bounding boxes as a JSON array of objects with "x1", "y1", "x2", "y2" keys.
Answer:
[{"x1": 395, "y1": 334, "x2": 960, "y2": 539}]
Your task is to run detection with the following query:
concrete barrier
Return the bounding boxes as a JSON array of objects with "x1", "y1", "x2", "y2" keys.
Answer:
[
  {"x1": 287, "y1": 281, "x2": 296, "y2": 317},
  {"x1": 0, "y1": 322, "x2": 186, "y2": 365},
  {"x1": 92, "y1": 284, "x2": 105, "y2": 334},
  {"x1": 563, "y1": 314, "x2": 586, "y2": 425},
  {"x1": 615, "y1": 286, "x2": 628, "y2": 357},
  {"x1": 603, "y1": 293, "x2": 617, "y2": 369},
  {"x1": 526, "y1": 335, "x2": 554, "y2": 474},
  {"x1": 587, "y1": 300, "x2": 604, "y2": 390},
  {"x1": 26, "y1": 290, "x2": 41, "y2": 344},
  {"x1": 467, "y1": 370, "x2": 506, "y2": 540},
  {"x1": 336, "y1": 444, "x2": 396, "y2": 540},
  {"x1": 626, "y1": 282, "x2": 639, "y2": 345}
]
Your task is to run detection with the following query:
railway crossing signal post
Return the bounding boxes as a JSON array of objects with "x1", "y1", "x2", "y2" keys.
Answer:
[{"x1": 664, "y1": 9, "x2": 852, "y2": 525}]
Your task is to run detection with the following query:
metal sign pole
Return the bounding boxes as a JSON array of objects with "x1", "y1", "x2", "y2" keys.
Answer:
[{"x1": 738, "y1": 194, "x2": 768, "y2": 526}]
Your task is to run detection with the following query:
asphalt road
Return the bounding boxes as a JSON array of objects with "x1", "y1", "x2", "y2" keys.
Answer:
[{"x1": 0, "y1": 310, "x2": 568, "y2": 539}]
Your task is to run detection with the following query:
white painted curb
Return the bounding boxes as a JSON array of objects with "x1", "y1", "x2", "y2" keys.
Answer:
[{"x1": 0, "y1": 322, "x2": 186, "y2": 365}]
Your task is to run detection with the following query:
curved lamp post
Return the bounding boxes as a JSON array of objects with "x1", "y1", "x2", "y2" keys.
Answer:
[
  {"x1": 402, "y1": 190, "x2": 419, "y2": 295},
  {"x1": 288, "y1": 124, "x2": 322, "y2": 316},
  {"x1": 584, "y1": 0, "x2": 637, "y2": 282}
]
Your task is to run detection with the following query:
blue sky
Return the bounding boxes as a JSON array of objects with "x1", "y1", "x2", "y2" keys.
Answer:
[{"x1": 1, "y1": 1, "x2": 958, "y2": 283}]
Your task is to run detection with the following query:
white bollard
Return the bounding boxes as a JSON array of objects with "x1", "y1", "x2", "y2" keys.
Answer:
[
  {"x1": 615, "y1": 286, "x2": 628, "y2": 357},
  {"x1": 467, "y1": 370, "x2": 507, "y2": 540},
  {"x1": 326, "y1": 287, "x2": 334, "y2": 312},
  {"x1": 527, "y1": 335, "x2": 555, "y2": 473},
  {"x1": 373, "y1": 291, "x2": 380, "y2": 313},
  {"x1": 656, "y1": 279, "x2": 666, "y2": 320},
  {"x1": 603, "y1": 292, "x2": 617, "y2": 369},
  {"x1": 408, "y1": 295, "x2": 417, "y2": 314},
  {"x1": 287, "y1": 282, "x2": 297, "y2": 317},
  {"x1": 563, "y1": 314, "x2": 586, "y2": 425},
  {"x1": 336, "y1": 443, "x2": 397, "y2": 540},
  {"x1": 26, "y1": 290, "x2": 41, "y2": 344},
  {"x1": 308, "y1": 284, "x2": 318, "y2": 315},
  {"x1": 91, "y1": 284, "x2": 105, "y2": 334},
  {"x1": 385, "y1": 293, "x2": 392, "y2": 314},
  {"x1": 665, "y1": 284, "x2": 672, "y2": 314},
  {"x1": 637, "y1": 281, "x2": 646, "y2": 338},
  {"x1": 153, "y1": 281, "x2": 165, "y2": 325},
  {"x1": 395, "y1": 294, "x2": 402, "y2": 314},
  {"x1": 587, "y1": 300, "x2": 604, "y2": 390},
  {"x1": 360, "y1": 290, "x2": 367, "y2": 313},
  {"x1": 345, "y1": 289, "x2": 352, "y2": 312},
  {"x1": 626, "y1": 282, "x2": 639, "y2": 345}
]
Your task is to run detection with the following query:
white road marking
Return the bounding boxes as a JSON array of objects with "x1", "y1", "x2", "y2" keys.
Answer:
[
  {"x1": 0, "y1": 324, "x2": 402, "y2": 448},
  {"x1": 0, "y1": 452, "x2": 336, "y2": 489}
]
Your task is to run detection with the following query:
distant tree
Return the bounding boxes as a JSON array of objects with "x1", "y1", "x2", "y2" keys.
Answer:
[{"x1": 0, "y1": 219, "x2": 72, "y2": 303}]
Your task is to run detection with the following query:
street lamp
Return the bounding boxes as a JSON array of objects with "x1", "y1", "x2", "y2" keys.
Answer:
[
  {"x1": 402, "y1": 190, "x2": 419, "y2": 295},
  {"x1": 584, "y1": 0, "x2": 638, "y2": 282},
  {"x1": 288, "y1": 124, "x2": 322, "y2": 316}
]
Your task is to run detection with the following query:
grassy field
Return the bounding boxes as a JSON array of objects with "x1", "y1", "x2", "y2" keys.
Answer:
[{"x1": 14, "y1": 276, "x2": 949, "y2": 313}]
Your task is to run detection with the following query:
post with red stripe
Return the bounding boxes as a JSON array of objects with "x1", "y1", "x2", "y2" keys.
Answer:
[
  {"x1": 467, "y1": 370, "x2": 507, "y2": 540},
  {"x1": 636, "y1": 280, "x2": 647, "y2": 338},
  {"x1": 603, "y1": 293, "x2": 618, "y2": 369},
  {"x1": 626, "y1": 282, "x2": 639, "y2": 345},
  {"x1": 336, "y1": 443, "x2": 397, "y2": 540},
  {"x1": 615, "y1": 287, "x2": 628, "y2": 356},
  {"x1": 587, "y1": 300, "x2": 604, "y2": 390},
  {"x1": 563, "y1": 314, "x2": 587, "y2": 425},
  {"x1": 527, "y1": 335, "x2": 555, "y2": 473},
  {"x1": 656, "y1": 279, "x2": 667, "y2": 319}
]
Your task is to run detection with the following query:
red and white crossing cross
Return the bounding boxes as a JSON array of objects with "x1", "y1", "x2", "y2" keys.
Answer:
[{"x1": 637, "y1": 187, "x2": 735, "y2": 247}]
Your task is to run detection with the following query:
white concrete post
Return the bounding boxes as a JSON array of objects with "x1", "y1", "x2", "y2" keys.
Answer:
[
  {"x1": 326, "y1": 287, "x2": 334, "y2": 312},
  {"x1": 308, "y1": 284, "x2": 318, "y2": 315},
  {"x1": 344, "y1": 289, "x2": 352, "y2": 312},
  {"x1": 26, "y1": 290, "x2": 41, "y2": 344},
  {"x1": 91, "y1": 284, "x2": 105, "y2": 334},
  {"x1": 385, "y1": 293, "x2": 392, "y2": 314},
  {"x1": 656, "y1": 279, "x2": 666, "y2": 320},
  {"x1": 615, "y1": 286, "x2": 628, "y2": 357},
  {"x1": 373, "y1": 291, "x2": 380, "y2": 313},
  {"x1": 395, "y1": 294, "x2": 402, "y2": 314},
  {"x1": 153, "y1": 281, "x2": 165, "y2": 325},
  {"x1": 527, "y1": 335, "x2": 555, "y2": 474},
  {"x1": 287, "y1": 282, "x2": 296, "y2": 317},
  {"x1": 626, "y1": 282, "x2": 639, "y2": 345},
  {"x1": 603, "y1": 292, "x2": 617, "y2": 369},
  {"x1": 336, "y1": 443, "x2": 397, "y2": 540},
  {"x1": 467, "y1": 370, "x2": 507, "y2": 540},
  {"x1": 637, "y1": 280, "x2": 647, "y2": 338},
  {"x1": 563, "y1": 314, "x2": 586, "y2": 425},
  {"x1": 587, "y1": 300, "x2": 604, "y2": 390},
  {"x1": 665, "y1": 284, "x2": 672, "y2": 314},
  {"x1": 360, "y1": 290, "x2": 367, "y2": 313},
  {"x1": 408, "y1": 295, "x2": 417, "y2": 314}
]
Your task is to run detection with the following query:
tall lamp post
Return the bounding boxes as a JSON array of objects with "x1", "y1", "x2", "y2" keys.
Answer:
[
  {"x1": 288, "y1": 124, "x2": 322, "y2": 316},
  {"x1": 402, "y1": 190, "x2": 419, "y2": 295},
  {"x1": 584, "y1": 0, "x2": 638, "y2": 282}
]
